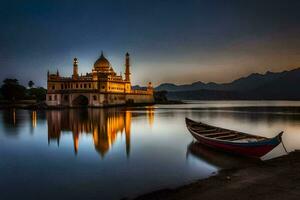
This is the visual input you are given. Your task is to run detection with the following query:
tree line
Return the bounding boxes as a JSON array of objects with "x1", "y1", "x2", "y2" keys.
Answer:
[{"x1": 0, "y1": 79, "x2": 47, "y2": 102}]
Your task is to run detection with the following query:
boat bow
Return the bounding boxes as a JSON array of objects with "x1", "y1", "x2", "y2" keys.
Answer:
[{"x1": 185, "y1": 118, "x2": 284, "y2": 158}]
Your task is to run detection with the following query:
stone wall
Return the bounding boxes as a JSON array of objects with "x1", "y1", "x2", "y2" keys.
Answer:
[
  {"x1": 46, "y1": 94, "x2": 62, "y2": 106},
  {"x1": 125, "y1": 93, "x2": 154, "y2": 104},
  {"x1": 46, "y1": 92, "x2": 154, "y2": 107}
]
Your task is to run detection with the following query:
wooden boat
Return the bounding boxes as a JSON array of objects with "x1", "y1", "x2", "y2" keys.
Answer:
[{"x1": 185, "y1": 118, "x2": 283, "y2": 158}]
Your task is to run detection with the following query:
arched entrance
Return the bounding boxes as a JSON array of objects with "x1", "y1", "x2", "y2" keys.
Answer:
[{"x1": 72, "y1": 95, "x2": 89, "y2": 107}]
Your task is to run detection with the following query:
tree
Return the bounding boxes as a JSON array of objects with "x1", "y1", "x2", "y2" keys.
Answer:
[
  {"x1": 28, "y1": 80, "x2": 34, "y2": 88},
  {"x1": 27, "y1": 87, "x2": 47, "y2": 102},
  {"x1": 0, "y1": 79, "x2": 26, "y2": 101},
  {"x1": 154, "y1": 90, "x2": 168, "y2": 102}
]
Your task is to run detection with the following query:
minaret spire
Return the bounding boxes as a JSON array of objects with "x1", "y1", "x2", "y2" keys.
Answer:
[
  {"x1": 125, "y1": 52, "x2": 131, "y2": 82},
  {"x1": 73, "y1": 57, "x2": 78, "y2": 79}
]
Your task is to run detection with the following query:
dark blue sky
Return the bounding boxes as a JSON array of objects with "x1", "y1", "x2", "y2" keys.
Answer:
[{"x1": 1, "y1": 0, "x2": 300, "y2": 86}]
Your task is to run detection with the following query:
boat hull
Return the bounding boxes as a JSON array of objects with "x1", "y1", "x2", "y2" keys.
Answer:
[
  {"x1": 186, "y1": 118, "x2": 283, "y2": 158},
  {"x1": 190, "y1": 131, "x2": 279, "y2": 157}
]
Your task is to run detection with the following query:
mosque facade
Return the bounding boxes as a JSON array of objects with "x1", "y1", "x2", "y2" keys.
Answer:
[{"x1": 46, "y1": 52, "x2": 154, "y2": 107}]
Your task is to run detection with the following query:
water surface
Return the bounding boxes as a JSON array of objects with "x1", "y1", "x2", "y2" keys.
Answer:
[{"x1": 1, "y1": 101, "x2": 300, "y2": 199}]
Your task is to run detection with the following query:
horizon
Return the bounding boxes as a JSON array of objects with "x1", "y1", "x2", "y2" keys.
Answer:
[
  {"x1": 2, "y1": 65, "x2": 299, "y2": 88},
  {"x1": 153, "y1": 66, "x2": 300, "y2": 86},
  {"x1": 1, "y1": 0, "x2": 300, "y2": 87}
]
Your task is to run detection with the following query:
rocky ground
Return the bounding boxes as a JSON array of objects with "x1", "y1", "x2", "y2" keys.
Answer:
[{"x1": 134, "y1": 151, "x2": 300, "y2": 200}]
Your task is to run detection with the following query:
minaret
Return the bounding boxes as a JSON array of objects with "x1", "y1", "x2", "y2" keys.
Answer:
[
  {"x1": 147, "y1": 82, "x2": 154, "y2": 94},
  {"x1": 73, "y1": 58, "x2": 78, "y2": 79},
  {"x1": 125, "y1": 52, "x2": 131, "y2": 82}
]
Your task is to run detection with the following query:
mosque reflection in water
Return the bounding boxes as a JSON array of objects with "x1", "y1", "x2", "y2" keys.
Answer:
[{"x1": 46, "y1": 107, "x2": 154, "y2": 157}]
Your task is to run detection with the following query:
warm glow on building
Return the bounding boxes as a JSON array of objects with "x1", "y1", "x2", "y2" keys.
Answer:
[{"x1": 46, "y1": 52, "x2": 154, "y2": 107}]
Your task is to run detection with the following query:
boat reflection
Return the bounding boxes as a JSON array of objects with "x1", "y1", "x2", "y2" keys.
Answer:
[
  {"x1": 187, "y1": 141, "x2": 260, "y2": 169},
  {"x1": 47, "y1": 107, "x2": 154, "y2": 157}
]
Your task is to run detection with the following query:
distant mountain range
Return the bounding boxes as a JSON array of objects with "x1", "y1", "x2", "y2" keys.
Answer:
[{"x1": 134, "y1": 68, "x2": 300, "y2": 100}]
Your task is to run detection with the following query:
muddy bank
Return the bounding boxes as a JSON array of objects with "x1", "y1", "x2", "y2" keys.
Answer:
[{"x1": 134, "y1": 151, "x2": 300, "y2": 200}]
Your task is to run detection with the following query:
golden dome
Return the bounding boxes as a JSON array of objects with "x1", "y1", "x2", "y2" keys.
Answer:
[{"x1": 94, "y1": 52, "x2": 110, "y2": 71}]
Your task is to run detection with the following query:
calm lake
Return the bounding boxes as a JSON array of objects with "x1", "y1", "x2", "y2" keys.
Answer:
[{"x1": 1, "y1": 101, "x2": 300, "y2": 199}]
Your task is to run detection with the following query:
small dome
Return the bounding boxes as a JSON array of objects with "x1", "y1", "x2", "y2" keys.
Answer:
[
  {"x1": 94, "y1": 52, "x2": 110, "y2": 70},
  {"x1": 73, "y1": 57, "x2": 78, "y2": 65}
]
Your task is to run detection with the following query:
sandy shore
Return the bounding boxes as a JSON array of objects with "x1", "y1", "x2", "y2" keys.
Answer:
[{"x1": 134, "y1": 151, "x2": 300, "y2": 200}]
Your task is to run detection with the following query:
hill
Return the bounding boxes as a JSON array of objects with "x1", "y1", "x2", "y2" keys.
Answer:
[{"x1": 155, "y1": 68, "x2": 300, "y2": 100}]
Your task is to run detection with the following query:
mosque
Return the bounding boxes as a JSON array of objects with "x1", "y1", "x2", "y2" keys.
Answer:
[{"x1": 46, "y1": 52, "x2": 154, "y2": 107}]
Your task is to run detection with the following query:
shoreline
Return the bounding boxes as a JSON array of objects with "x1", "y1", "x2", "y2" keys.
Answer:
[
  {"x1": 0, "y1": 100, "x2": 184, "y2": 110},
  {"x1": 133, "y1": 150, "x2": 300, "y2": 200}
]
